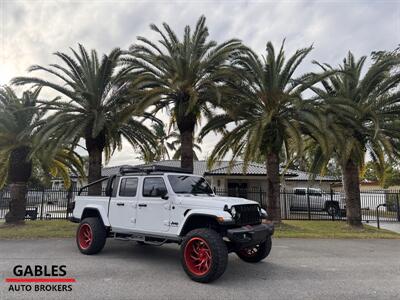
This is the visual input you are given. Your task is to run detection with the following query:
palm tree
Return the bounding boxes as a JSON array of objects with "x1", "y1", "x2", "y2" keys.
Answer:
[
  {"x1": 139, "y1": 122, "x2": 202, "y2": 162},
  {"x1": 168, "y1": 131, "x2": 202, "y2": 161},
  {"x1": 12, "y1": 45, "x2": 158, "y2": 195},
  {"x1": 200, "y1": 41, "x2": 329, "y2": 222},
  {"x1": 0, "y1": 86, "x2": 84, "y2": 224},
  {"x1": 309, "y1": 52, "x2": 400, "y2": 227},
  {"x1": 123, "y1": 16, "x2": 243, "y2": 172},
  {"x1": 138, "y1": 122, "x2": 171, "y2": 163}
]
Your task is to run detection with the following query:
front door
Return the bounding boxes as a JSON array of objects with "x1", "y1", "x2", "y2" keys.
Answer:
[
  {"x1": 108, "y1": 177, "x2": 138, "y2": 231},
  {"x1": 135, "y1": 177, "x2": 171, "y2": 233}
]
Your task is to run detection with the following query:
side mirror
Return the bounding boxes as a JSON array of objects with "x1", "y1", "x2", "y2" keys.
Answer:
[{"x1": 156, "y1": 188, "x2": 169, "y2": 200}]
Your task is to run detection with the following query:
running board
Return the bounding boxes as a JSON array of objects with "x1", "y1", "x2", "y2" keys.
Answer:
[
  {"x1": 141, "y1": 240, "x2": 167, "y2": 246},
  {"x1": 114, "y1": 233, "x2": 145, "y2": 241},
  {"x1": 113, "y1": 233, "x2": 168, "y2": 246}
]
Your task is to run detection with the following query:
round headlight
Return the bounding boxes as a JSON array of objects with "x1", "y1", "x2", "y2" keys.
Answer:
[{"x1": 230, "y1": 206, "x2": 236, "y2": 217}]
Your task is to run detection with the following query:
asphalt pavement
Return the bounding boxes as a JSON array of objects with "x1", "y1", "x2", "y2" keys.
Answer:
[{"x1": 0, "y1": 238, "x2": 399, "y2": 300}]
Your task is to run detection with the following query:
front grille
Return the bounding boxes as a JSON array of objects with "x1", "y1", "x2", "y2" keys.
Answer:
[{"x1": 234, "y1": 204, "x2": 261, "y2": 225}]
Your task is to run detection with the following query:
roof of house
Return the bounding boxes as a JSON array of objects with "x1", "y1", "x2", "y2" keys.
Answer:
[
  {"x1": 284, "y1": 169, "x2": 340, "y2": 182},
  {"x1": 101, "y1": 164, "x2": 131, "y2": 177},
  {"x1": 204, "y1": 161, "x2": 297, "y2": 177},
  {"x1": 102, "y1": 160, "x2": 340, "y2": 182}
]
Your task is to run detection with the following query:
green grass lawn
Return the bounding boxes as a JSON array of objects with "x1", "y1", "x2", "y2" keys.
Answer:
[
  {"x1": 0, "y1": 220, "x2": 77, "y2": 239},
  {"x1": 0, "y1": 219, "x2": 399, "y2": 239}
]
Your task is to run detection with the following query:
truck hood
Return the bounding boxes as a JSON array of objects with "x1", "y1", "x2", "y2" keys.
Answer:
[{"x1": 175, "y1": 194, "x2": 258, "y2": 209}]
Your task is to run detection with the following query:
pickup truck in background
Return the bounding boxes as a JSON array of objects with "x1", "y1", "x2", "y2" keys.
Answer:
[{"x1": 287, "y1": 187, "x2": 346, "y2": 216}]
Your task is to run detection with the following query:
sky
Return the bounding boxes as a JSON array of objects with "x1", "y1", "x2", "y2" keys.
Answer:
[{"x1": 1, "y1": 0, "x2": 399, "y2": 166}]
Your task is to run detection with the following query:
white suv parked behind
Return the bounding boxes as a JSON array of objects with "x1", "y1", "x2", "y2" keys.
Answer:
[
  {"x1": 287, "y1": 187, "x2": 346, "y2": 216},
  {"x1": 69, "y1": 165, "x2": 274, "y2": 283}
]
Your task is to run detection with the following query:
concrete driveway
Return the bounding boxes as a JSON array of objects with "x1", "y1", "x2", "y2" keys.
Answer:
[{"x1": 0, "y1": 238, "x2": 399, "y2": 300}]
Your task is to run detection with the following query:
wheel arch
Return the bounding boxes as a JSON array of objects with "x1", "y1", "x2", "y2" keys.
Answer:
[
  {"x1": 179, "y1": 213, "x2": 228, "y2": 237},
  {"x1": 81, "y1": 206, "x2": 110, "y2": 227}
]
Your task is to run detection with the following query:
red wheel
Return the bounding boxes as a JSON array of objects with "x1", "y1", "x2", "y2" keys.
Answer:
[
  {"x1": 236, "y1": 236, "x2": 272, "y2": 263},
  {"x1": 78, "y1": 223, "x2": 93, "y2": 250},
  {"x1": 76, "y1": 217, "x2": 107, "y2": 255},
  {"x1": 181, "y1": 228, "x2": 228, "y2": 283},
  {"x1": 238, "y1": 244, "x2": 260, "y2": 257},
  {"x1": 184, "y1": 237, "x2": 212, "y2": 276}
]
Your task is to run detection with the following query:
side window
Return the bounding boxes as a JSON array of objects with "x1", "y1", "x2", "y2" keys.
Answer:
[
  {"x1": 309, "y1": 189, "x2": 322, "y2": 197},
  {"x1": 119, "y1": 178, "x2": 138, "y2": 197},
  {"x1": 295, "y1": 189, "x2": 306, "y2": 195},
  {"x1": 143, "y1": 177, "x2": 167, "y2": 198}
]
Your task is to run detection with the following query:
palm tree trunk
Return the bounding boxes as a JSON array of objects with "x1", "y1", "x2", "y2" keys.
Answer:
[
  {"x1": 5, "y1": 147, "x2": 32, "y2": 224},
  {"x1": 266, "y1": 151, "x2": 281, "y2": 223},
  {"x1": 180, "y1": 129, "x2": 194, "y2": 172},
  {"x1": 5, "y1": 183, "x2": 28, "y2": 223},
  {"x1": 85, "y1": 134, "x2": 105, "y2": 196},
  {"x1": 87, "y1": 146, "x2": 103, "y2": 196},
  {"x1": 177, "y1": 111, "x2": 196, "y2": 172},
  {"x1": 343, "y1": 159, "x2": 362, "y2": 227}
]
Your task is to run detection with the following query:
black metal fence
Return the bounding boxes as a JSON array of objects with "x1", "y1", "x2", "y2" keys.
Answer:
[
  {"x1": 0, "y1": 188, "x2": 106, "y2": 221},
  {"x1": 214, "y1": 187, "x2": 400, "y2": 222},
  {"x1": 1, "y1": 187, "x2": 399, "y2": 223}
]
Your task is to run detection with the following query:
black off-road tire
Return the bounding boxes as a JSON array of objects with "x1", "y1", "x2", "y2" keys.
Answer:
[
  {"x1": 76, "y1": 217, "x2": 107, "y2": 255},
  {"x1": 181, "y1": 228, "x2": 228, "y2": 283},
  {"x1": 236, "y1": 236, "x2": 272, "y2": 263}
]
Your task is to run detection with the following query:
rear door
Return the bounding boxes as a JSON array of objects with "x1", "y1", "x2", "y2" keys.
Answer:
[
  {"x1": 292, "y1": 188, "x2": 306, "y2": 209},
  {"x1": 309, "y1": 188, "x2": 323, "y2": 210},
  {"x1": 108, "y1": 177, "x2": 139, "y2": 231},
  {"x1": 135, "y1": 176, "x2": 171, "y2": 233}
]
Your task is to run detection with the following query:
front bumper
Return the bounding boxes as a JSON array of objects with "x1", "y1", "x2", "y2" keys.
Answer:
[{"x1": 226, "y1": 223, "x2": 274, "y2": 249}]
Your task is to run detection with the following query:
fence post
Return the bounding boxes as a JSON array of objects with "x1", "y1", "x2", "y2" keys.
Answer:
[
  {"x1": 213, "y1": 186, "x2": 216, "y2": 194},
  {"x1": 39, "y1": 188, "x2": 45, "y2": 220},
  {"x1": 330, "y1": 189, "x2": 335, "y2": 221},
  {"x1": 283, "y1": 187, "x2": 287, "y2": 220},
  {"x1": 396, "y1": 193, "x2": 400, "y2": 222},
  {"x1": 307, "y1": 188, "x2": 311, "y2": 220},
  {"x1": 66, "y1": 186, "x2": 73, "y2": 220},
  {"x1": 259, "y1": 187, "x2": 263, "y2": 207}
]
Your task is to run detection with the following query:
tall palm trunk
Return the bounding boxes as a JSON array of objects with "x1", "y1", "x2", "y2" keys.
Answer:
[
  {"x1": 266, "y1": 151, "x2": 281, "y2": 223},
  {"x1": 5, "y1": 147, "x2": 32, "y2": 224},
  {"x1": 180, "y1": 130, "x2": 194, "y2": 171},
  {"x1": 85, "y1": 133, "x2": 105, "y2": 196},
  {"x1": 177, "y1": 114, "x2": 196, "y2": 173},
  {"x1": 342, "y1": 159, "x2": 362, "y2": 227}
]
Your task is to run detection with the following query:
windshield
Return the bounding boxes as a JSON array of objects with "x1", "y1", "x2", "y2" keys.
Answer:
[{"x1": 168, "y1": 175, "x2": 213, "y2": 195}]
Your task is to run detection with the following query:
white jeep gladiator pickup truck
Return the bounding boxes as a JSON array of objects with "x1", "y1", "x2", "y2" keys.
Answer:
[{"x1": 69, "y1": 165, "x2": 274, "y2": 283}]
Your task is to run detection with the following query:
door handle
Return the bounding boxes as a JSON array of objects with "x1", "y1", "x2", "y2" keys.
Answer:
[
  {"x1": 138, "y1": 203, "x2": 147, "y2": 207},
  {"x1": 117, "y1": 202, "x2": 125, "y2": 206}
]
